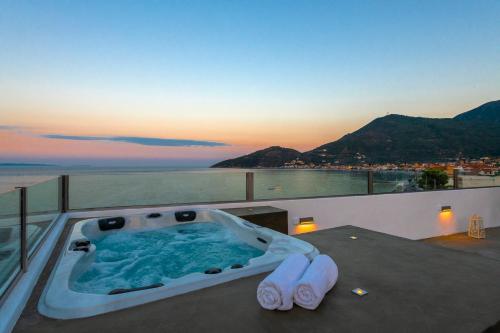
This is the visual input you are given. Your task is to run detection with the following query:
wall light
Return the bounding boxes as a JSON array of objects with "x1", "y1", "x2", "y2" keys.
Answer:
[
  {"x1": 438, "y1": 205, "x2": 455, "y2": 228},
  {"x1": 441, "y1": 205, "x2": 452, "y2": 213},
  {"x1": 294, "y1": 217, "x2": 317, "y2": 234},
  {"x1": 298, "y1": 217, "x2": 315, "y2": 225}
]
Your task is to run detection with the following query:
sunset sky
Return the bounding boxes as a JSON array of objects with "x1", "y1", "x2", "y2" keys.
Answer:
[{"x1": 1, "y1": 0, "x2": 499, "y2": 166}]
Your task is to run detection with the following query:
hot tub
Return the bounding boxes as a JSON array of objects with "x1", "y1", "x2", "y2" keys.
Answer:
[{"x1": 39, "y1": 208, "x2": 318, "y2": 319}]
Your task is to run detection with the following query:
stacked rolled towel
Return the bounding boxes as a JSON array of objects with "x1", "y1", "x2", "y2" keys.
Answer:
[
  {"x1": 293, "y1": 254, "x2": 338, "y2": 310},
  {"x1": 257, "y1": 253, "x2": 310, "y2": 310}
]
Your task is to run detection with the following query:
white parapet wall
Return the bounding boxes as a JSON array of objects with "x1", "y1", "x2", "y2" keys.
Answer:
[
  {"x1": 268, "y1": 187, "x2": 500, "y2": 239},
  {"x1": 70, "y1": 187, "x2": 500, "y2": 240}
]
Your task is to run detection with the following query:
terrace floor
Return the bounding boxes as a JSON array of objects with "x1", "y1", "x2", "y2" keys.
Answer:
[
  {"x1": 422, "y1": 227, "x2": 500, "y2": 262},
  {"x1": 14, "y1": 223, "x2": 500, "y2": 333}
]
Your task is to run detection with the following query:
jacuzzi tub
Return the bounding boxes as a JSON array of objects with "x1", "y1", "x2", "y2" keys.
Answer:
[{"x1": 39, "y1": 208, "x2": 318, "y2": 319}]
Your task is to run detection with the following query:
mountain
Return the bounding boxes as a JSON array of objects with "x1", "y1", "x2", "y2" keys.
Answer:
[
  {"x1": 305, "y1": 114, "x2": 500, "y2": 164},
  {"x1": 211, "y1": 100, "x2": 500, "y2": 168},
  {"x1": 454, "y1": 100, "x2": 500, "y2": 123},
  {"x1": 212, "y1": 146, "x2": 301, "y2": 168}
]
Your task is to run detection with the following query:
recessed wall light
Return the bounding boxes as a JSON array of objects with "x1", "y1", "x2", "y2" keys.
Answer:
[
  {"x1": 298, "y1": 217, "x2": 315, "y2": 225},
  {"x1": 441, "y1": 205, "x2": 452, "y2": 212}
]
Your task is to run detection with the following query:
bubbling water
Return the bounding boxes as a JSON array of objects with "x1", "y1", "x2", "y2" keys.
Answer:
[{"x1": 71, "y1": 222, "x2": 264, "y2": 294}]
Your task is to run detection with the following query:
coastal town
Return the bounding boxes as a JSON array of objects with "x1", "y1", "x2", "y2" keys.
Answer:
[{"x1": 282, "y1": 156, "x2": 500, "y2": 176}]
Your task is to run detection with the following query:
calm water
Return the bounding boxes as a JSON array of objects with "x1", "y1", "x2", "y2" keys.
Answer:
[
  {"x1": 0, "y1": 166, "x2": 416, "y2": 212},
  {"x1": 72, "y1": 222, "x2": 264, "y2": 294}
]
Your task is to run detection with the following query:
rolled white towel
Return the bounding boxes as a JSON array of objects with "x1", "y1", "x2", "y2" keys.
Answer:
[
  {"x1": 257, "y1": 253, "x2": 310, "y2": 310},
  {"x1": 293, "y1": 254, "x2": 338, "y2": 310}
]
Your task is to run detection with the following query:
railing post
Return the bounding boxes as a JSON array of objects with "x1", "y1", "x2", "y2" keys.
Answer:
[
  {"x1": 16, "y1": 187, "x2": 28, "y2": 272},
  {"x1": 367, "y1": 170, "x2": 374, "y2": 194},
  {"x1": 453, "y1": 169, "x2": 460, "y2": 189},
  {"x1": 60, "y1": 175, "x2": 69, "y2": 213},
  {"x1": 246, "y1": 172, "x2": 254, "y2": 201}
]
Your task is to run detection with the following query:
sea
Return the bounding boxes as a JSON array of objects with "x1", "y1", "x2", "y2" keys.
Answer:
[{"x1": 0, "y1": 166, "x2": 416, "y2": 213}]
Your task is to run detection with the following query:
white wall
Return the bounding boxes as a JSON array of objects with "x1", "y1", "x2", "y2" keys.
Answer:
[{"x1": 71, "y1": 187, "x2": 500, "y2": 240}]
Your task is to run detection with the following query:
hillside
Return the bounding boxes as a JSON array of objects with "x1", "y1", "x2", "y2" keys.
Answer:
[
  {"x1": 211, "y1": 146, "x2": 302, "y2": 168},
  {"x1": 454, "y1": 100, "x2": 500, "y2": 123},
  {"x1": 211, "y1": 100, "x2": 500, "y2": 168}
]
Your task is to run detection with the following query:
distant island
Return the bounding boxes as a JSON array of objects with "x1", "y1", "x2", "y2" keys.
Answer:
[
  {"x1": 0, "y1": 163, "x2": 58, "y2": 167},
  {"x1": 212, "y1": 100, "x2": 500, "y2": 168}
]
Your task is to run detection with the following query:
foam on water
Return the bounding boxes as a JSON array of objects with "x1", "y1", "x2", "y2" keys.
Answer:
[{"x1": 71, "y1": 222, "x2": 265, "y2": 294}]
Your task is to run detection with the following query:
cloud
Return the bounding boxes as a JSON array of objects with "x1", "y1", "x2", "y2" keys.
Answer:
[
  {"x1": 0, "y1": 125, "x2": 20, "y2": 130},
  {"x1": 0, "y1": 125, "x2": 33, "y2": 135},
  {"x1": 41, "y1": 134, "x2": 228, "y2": 147},
  {"x1": 42, "y1": 134, "x2": 101, "y2": 141}
]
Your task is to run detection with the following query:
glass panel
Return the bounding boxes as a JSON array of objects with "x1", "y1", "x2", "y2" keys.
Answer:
[
  {"x1": 0, "y1": 189, "x2": 21, "y2": 297},
  {"x1": 69, "y1": 170, "x2": 246, "y2": 210},
  {"x1": 254, "y1": 169, "x2": 368, "y2": 200},
  {"x1": 26, "y1": 178, "x2": 60, "y2": 257},
  {"x1": 413, "y1": 169, "x2": 454, "y2": 191},
  {"x1": 373, "y1": 171, "x2": 421, "y2": 193},
  {"x1": 27, "y1": 177, "x2": 59, "y2": 214},
  {"x1": 456, "y1": 170, "x2": 499, "y2": 188}
]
